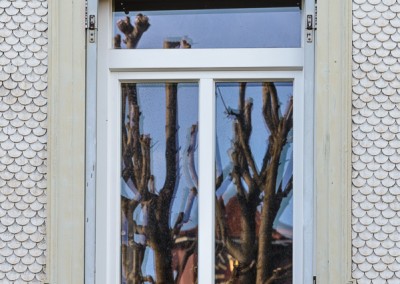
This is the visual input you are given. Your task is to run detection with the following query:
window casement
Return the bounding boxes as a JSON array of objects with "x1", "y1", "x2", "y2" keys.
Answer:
[{"x1": 93, "y1": 0, "x2": 315, "y2": 283}]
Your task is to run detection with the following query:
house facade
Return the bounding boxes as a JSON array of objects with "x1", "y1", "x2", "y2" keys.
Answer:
[{"x1": 0, "y1": 0, "x2": 397, "y2": 283}]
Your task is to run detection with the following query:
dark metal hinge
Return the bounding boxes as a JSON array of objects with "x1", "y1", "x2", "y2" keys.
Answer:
[
  {"x1": 306, "y1": 1, "x2": 317, "y2": 44},
  {"x1": 306, "y1": 14, "x2": 314, "y2": 43},
  {"x1": 306, "y1": 14, "x2": 313, "y2": 30},
  {"x1": 85, "y1": 0, "x2": 96, "y2": 43},
  {"x1": 86, "y1": 14, "x2": 96, "y2": 43},
  {"x1": 89, "y1": 15, "x2": 96, "y2": 30}
]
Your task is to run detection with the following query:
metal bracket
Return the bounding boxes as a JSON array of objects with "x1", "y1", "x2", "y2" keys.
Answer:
[
  {"x1": 306, "y1": 14, "x2": 315, "y2": 43},
  {"x1": 85, "y1": 0, "x2": 96, "y2": 44},
  {"x1": 88, "y1": 15, "x2": 96, "y2": 43}
]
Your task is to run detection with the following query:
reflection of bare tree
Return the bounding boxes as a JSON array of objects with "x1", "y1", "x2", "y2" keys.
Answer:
[
  {"x1": 116, "y1": 13, "x2": 293, "y2": 284},
  {"x1": 215, "y1": 83, "x2": 293, "y2": 284},
  {"x1": 115, "y1": 14, "x2": 150, "y2": 49},
  {"x1": 117, "y1": 14, "x2": 198, "y2": 284},
  {"x1": 121, "y1": 82, "x2": 198, "y2": 283}
]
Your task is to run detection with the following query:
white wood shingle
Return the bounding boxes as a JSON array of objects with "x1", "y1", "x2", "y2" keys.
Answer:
[
  {"x1": 353, "y1": 0, "x2": 400, "y2": 281},
  {"x1": 0, "y1": 0, "x2": 47, "y2": 282}
]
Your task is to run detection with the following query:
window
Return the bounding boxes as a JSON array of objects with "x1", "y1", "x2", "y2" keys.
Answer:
[
  {"x1": 95, "y1": 0, "x2": 314, "y2": 283},
  {"x1": 112, "y1": 8, "x2": 301, "y2": 49}
]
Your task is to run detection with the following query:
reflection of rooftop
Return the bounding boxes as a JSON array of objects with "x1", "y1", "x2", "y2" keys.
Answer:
[
  {"x1": 173, "y1": 228, "x2": 197, "y2": 284},
  {"x1": 175, "y1": 227, "x2": 197, "y2": 245}
]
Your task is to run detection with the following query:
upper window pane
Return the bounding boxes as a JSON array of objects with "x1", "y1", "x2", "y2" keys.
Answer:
[{"x1": 113, "y1": 8, "x2": 301, "y2": 49}]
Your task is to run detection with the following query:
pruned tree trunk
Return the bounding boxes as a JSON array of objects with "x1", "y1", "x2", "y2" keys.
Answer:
[
  {"x1": 154, "y1": 245, "x2": 174, "y2": 283},
  {"x1": 116, "y1": 14, "x2": 150, "y2": 49}
]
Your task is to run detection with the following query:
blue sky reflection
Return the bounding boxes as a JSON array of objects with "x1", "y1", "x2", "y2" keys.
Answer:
[{"x1": 114, "y1": 8, "x2": 301, "y2": 48}]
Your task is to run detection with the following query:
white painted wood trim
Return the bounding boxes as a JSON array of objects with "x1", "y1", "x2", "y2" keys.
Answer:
[
  {"x1": 198, "y1": 78, "x2": 215, "y2": 284},
  {"x1": 98, "y1": 70, "x2": 307, "y2": 283},
  {"x1": 85, "y1": 0, "x2": 99, "y2": 283},
  {"x1": 293, "y1": 72, "x2": 305, "y2": 284},
  {"x1": 301, "y1": 0, "x2": 316, "y2": 282},
  {"x1": 108, "y1": 48, "x2": 304, "y2": 71},
  {"x1": 47, "y1": 0, "x2": 86, "y2": 283},
  {"x1": 315, "y1": 0, "x2": 353, "y2": 282}
]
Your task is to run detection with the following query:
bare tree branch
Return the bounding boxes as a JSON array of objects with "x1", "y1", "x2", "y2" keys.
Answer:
[
  {"x1": 264, "y1": 264, "x2": 292, "y2": 284},
  {"x1": 187, "y1": 124, "x2": 199, "y2": 188},
  {"x1": 140, "y1": 135, "x2": 151, "y2": 191},
  {"x1": 142, "y1": 275, "x2": 155, "y2": 284},
  {"x1": 114, "y1": 34, "x2": 121, "y2": 49},
  {"x1": 158, "y1": 83, "x2": 178, "y2": 216},
  {"x1": 262, "y1": 82, "x2": 279, "y2": 133}
]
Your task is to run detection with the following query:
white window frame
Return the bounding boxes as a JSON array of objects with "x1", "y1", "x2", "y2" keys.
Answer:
[{"x1": 95, "y1": 0, "x2": 315, "y2": 283}]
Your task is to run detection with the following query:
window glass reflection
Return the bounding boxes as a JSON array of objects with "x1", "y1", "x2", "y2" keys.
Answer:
[
  {"x1": 113, "y1": 8, "x2": 301, "y2": 49},
  {"x1": 121, "y1": 83, "x2": 199, "y2": 283},
  {"x1": 215, "y1": 82, "x2": 293, "y2": 283}
]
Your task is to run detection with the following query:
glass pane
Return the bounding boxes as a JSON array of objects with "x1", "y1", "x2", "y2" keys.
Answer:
[
  {"x1": 113, "y1": 8, "x2": 301, "y2": 49},
  {"x1": 121, "y1": 83, "x2": 199, "y2": 284},
  {"x1": 215, "y1": 82, "x2": 293, "y2": 283}
]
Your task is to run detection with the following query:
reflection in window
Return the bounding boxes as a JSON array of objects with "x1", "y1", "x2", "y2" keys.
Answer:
[
  {"x1": 215, "y1": 82, "x2": 293, "y2": 283},
  {"x1": 120, "y1": 83, "x2": 199, "y2": 283},
  {"x1": 113, "y1": 8, "x2": 301, "y2": 49}
]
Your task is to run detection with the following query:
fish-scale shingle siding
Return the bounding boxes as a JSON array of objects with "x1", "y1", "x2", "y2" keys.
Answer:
[
  {"x1": 0, "y1": 0, "x2": 47, "y2": 282},
  {"x1": 4, "y1": 0, "x2": 400, "y2": 283},
  {"x1": 352, "y1": 0, "x2": 400, "y2": 283}
]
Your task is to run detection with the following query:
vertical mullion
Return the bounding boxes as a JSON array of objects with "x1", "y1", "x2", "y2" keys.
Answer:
[{"x1": 198, "y1": 78, "x2": 215, "y2": 283}]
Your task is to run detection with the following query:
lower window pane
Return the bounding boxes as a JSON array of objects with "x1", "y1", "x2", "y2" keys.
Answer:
[
  {"x1": 215, "y1": 82, "x2": 293, "y2": 283},
  {"x1": 120, "y1": 82, "x2": 199, "y2": 283}
]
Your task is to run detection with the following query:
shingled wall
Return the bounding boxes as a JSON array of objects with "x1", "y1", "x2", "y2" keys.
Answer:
[
  {"x1": 3, "y1": 0, "x2": 400, "y2": 283},
  {"x1": 352, "y1": 0, "x2": 400, "y2": 283},
  {"x1": 0, "y1": 0, "x2": 47, "y2": 282}
]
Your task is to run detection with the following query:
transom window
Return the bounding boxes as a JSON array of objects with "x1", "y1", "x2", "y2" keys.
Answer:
[{"x1": 112, "y1": 8, "x2": 301, "y2": 49}]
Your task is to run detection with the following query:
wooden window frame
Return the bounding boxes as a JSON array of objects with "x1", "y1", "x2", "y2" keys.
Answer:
[{"x1": 315, "y1": 0, "x2": 354, "y2": 283}]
